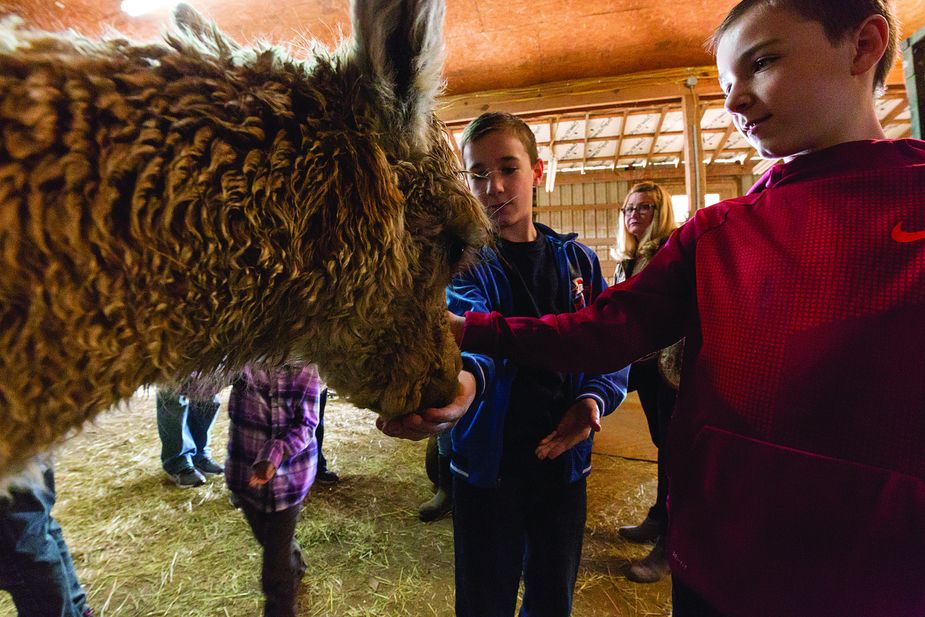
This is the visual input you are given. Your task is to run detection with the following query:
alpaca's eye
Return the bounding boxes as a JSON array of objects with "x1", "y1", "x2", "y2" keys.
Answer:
[{"x1": 446, "y1": 235, "x2": 467, "y2": 264}]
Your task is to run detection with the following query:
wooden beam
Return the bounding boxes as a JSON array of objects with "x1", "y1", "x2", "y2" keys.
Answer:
[
  {"x1": 708, "y1": 123, "x2": 737, "y2": 165},
  {"x1": 643, "y1": 107, "x2": 669, "y2": 169},
  {"x1": 612, "y1": 110, "x2": 628, "y2": 172},
  {"x1": 528, "y1": 126, "x2": 728, "y2": 149},
  {"x1": 880, "y1": 96, "x2": 911, "y2": 127},
  {"x1": 549, "y1": 163, "x2": 753, "y2": 185},
  {"x1": 581, "y1": 112, "x2": 591, "y2": 172},
  {"x1": 551, "y1": 143, "x2": 759, "y2": 168},
  {"x1": 681, "y1": 84, "x2": 708, "y2": 217},
  {"x1": 437, "y1": 66, "x2": 721, "y2": 124}
]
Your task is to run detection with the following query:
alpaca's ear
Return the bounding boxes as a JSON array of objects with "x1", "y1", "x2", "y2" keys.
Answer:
[
  {"x1": 172, "y1": 3, "x2": 240, "y2": 58},
  {"x1": 351, "y1": 0, "x2": 446, "y2": 149}
]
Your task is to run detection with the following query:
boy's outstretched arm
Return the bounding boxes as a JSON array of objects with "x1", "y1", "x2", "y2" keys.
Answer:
[{"x1": 377, "y1": 369, "x2": 476, "y2": 440}]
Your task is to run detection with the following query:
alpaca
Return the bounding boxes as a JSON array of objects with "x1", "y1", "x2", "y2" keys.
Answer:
[{"x1": 0, "y1": 0, "x2": 491, "y2": 476}]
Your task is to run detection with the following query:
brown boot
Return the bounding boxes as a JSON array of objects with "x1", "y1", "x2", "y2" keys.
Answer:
[
  {"x1": 626, "y1": 536, "x2": 670, "y2": 583},
  {"x1": 618, "y1": 516, "x2": 660, "y2": 543}
]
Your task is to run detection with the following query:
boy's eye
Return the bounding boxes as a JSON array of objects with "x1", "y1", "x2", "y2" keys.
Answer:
[
  {"x1": 501, "y1": 167, "x2": 518, "y2": 176},
  {"x1": 752, "y1": 56, "x2": 775, "y2": 72}
]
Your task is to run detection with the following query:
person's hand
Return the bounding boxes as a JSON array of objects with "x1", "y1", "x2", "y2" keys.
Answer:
[
  {"x1": 535, "y1": 398, "x2": 602, "y2": 460},
  {"x1": 248, "y1": 461, "x2": 277, "y2": 487},
  {"x1": 377, "y1": 370, "x2": 476, "y2": 440},
  {"x1": 447, "y1": 311, "x2": 465, "y2": 347}
]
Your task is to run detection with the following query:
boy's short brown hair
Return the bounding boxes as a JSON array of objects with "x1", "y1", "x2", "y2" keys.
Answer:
[
  {"x1": 459, "y1": 112, "x2": 539, "y2": 164},
  {"x1": 709, "y1": 0, "x2": 898, "y2": 92}
]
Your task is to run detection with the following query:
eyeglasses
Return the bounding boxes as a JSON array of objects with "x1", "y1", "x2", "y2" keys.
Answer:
[
  {"x1": 621, "y1": 204, "x2": 658, "y2": 216},
  {"x1": 457, "y1": 167, "x2": 522, "y2": 182}
]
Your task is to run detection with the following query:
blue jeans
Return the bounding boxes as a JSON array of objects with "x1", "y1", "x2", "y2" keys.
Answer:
[
  {"x1": 0, "y1": 464, "x2": 90, "y2": 617},
  {"x1": 156, "y1": 390, "x2": 220, "y2": 474},
  {"x1": 436, "y1": 430, "x2": 452, "y2": 457}
]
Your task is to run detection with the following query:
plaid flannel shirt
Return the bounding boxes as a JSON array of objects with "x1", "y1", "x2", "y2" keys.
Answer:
[{"x1": 224, "y1": 364, "x2": 322, "y2": 512}]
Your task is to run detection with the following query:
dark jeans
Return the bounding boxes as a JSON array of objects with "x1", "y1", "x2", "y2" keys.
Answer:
[
  {"x1": 672, "y1": 579, "x2": 729, "y2": 617},
  {"x1": 238, "y1": 499, "x2": 305, "y2": 617},
  {"x1": 628, "y1": 361, "x2": 677, "y2": 534},
  {"x1": 0, "y1": 464, "x2": 89, "y2": 617},
  {"x1": 156, "y1": 390, "x2": 220, "y2": 474},
  {"x1": 453, "y1": 474, "x2": 586, "y2": 617}
]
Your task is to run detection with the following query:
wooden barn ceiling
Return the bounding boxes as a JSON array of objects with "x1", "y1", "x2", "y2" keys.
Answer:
[
  {"x1": 7, "y1": 0, "x2": 925, "y2": 97},
  {"x1": 444, "y1": 86, "x2": 914, "y2": 181},
  {"x1": 5, "y1": 1, "x2": 924, "y2": 185}
]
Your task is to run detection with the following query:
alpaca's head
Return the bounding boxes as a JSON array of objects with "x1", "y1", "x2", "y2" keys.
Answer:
[{"x1": 169, "y1": 0, "x2": 490, "y2": 417}]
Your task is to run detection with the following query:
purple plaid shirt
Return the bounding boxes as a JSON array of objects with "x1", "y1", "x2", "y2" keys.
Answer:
[{"x1": 224, "y1": 364, "x2": 322, "y2": 512}]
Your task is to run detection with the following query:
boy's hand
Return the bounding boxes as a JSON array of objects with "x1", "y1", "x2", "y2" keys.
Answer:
[
  {"x1": 447, "y1": 311, "x2": 465, "y2": 347},
  {"x1": 377, "y1": 369, "x2": 476, "y2": 440},
  {"x1": 249, "y1": 461, "x2": 277, "y2": 487},
  {"x1": 535, "y1": 398, "x2": 602, "y2": 460}
]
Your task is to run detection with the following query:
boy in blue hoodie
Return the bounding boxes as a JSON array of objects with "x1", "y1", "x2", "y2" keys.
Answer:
[{"x1": 444, "y1": 112, "x2": 629, "y2": 617}]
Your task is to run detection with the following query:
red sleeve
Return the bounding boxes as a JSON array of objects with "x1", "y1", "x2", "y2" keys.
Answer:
[{"x1": 462, "y1": 212, "x2": 707, "y2": 374}]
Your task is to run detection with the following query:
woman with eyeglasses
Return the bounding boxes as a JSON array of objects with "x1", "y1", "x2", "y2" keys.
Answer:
[{"x1": 612, "y1": 181, "x2": 681, "y2": 584}]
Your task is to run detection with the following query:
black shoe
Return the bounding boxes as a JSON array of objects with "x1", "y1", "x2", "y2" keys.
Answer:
[
  {"x1": 170, "y1": 468, "x2": 206, "y2": 488},
  {"x1": 194, "y1": 458, "x2": 223, "y2": 475},
  {"x1": 418, "y1": 489, "x2": 452, "y2": 522},
  {"x1": 618, "y1": 516, "x2": 661, "y2": 543},
  {"x1": 315, "y1": 468, "x2": 340, "y2": 485},
  {"x1": 419, "y1": 453, "x2": 453, "y2": 522}
]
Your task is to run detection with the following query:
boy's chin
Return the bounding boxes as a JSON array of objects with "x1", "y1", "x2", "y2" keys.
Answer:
[{"x1": 752, "y1": 136, "x2": 822, "y2": 162}]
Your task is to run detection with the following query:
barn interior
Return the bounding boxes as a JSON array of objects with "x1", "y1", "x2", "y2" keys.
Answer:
[{"x1": 2, "y1": 0, "x2": 924, "y2": 615}]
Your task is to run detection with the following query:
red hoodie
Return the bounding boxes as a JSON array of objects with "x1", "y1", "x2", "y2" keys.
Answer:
[{"x1": 462, "y1": 139, "x2": 925, "y2": 617}]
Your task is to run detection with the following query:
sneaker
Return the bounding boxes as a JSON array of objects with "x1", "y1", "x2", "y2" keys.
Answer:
[
  {"x1": 170, "y1": 468, "x2": 206, "y2": 488},
  {"x1": 194, "y1": 458, "x2": 223, "y2": 475},
  {"x1": 315, "y1": 468, "x2": 340, "y2": 485},
  {"x1": 618, "y1": 516, "x2": 661, "y2": 544}
]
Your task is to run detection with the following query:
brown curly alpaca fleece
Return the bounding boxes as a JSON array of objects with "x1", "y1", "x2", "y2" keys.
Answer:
[{"x1": 0, "y1": 1, "x2": 491, "y2": 476}]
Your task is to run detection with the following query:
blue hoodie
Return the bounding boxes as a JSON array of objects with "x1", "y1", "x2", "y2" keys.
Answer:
[{"x1": 447, "y1": 223, "x2": 629, "y2": 488}]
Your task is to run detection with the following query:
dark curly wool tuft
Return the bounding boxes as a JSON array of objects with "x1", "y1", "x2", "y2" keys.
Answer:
[{"x1": 0, "y1": 0, "x2": 491, "y2": 476}]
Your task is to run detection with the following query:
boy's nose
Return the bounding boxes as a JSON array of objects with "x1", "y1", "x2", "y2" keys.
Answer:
[
  {"x1": 487, "y1": 174, "x2": 504, "y2": 194},
  {"x1": 724, "y1": 84, "x2": 752, "y2": 114}
]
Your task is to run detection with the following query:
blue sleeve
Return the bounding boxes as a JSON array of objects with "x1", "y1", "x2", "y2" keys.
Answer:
[
  {"x1": 447, "y1": 269, "x2": 497, "y2": 401},
  {"x1": 574, "y1": 246, "x2": 629, "y2": 415}
]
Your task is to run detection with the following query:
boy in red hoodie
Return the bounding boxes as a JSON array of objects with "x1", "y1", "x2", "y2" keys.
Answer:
[{"x1": 384, "y1": 1, "x2": 925, "y2": 615}]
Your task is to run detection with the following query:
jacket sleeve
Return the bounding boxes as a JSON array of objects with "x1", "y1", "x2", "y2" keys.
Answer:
[
  {"x1": 573, "y1": 245, "x2": 630, "y2": 415},
  {"x1": 447, "y1": 269, "x2": 498, "y2": 402},
  {"x1": 461, "y1": 223, "x2": 695, "y2": 375}
]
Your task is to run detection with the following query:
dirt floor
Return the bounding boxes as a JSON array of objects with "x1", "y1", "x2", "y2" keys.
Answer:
[{"x1": 0, "y1": 389, "x2": 672, "y2": 616}]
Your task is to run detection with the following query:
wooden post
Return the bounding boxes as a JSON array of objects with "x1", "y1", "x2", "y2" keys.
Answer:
[
  {"x1": 681, "y1": 78, "x2": 707, "y2": 219},
  {"x1": 901, "y1": 25, "x2": 925, "y2": 139}
]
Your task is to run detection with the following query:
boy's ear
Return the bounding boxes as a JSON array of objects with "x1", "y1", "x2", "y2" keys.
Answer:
[
  {"x1": 531, "y1": 159, "x2": 544, "y2": 186},
  {"x1": 850, "y1": 14, "x2": 890, "y2": 78}
]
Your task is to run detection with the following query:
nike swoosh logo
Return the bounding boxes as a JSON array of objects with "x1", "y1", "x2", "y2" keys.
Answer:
[{"x1": 891, "y1": 222, "x2": 925, "y2": 243}]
